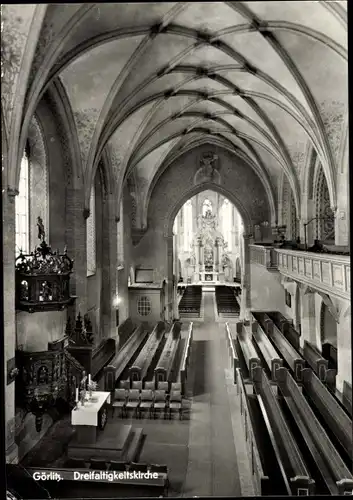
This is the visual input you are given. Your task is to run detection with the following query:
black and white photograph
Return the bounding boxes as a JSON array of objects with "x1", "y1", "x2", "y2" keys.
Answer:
[{"x1": 2, "y1": 1, "x2": 351, "y2": 499}]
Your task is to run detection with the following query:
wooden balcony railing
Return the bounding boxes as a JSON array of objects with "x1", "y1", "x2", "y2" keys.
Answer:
[
  {"x1": 250, "y1": 245, "x2": 278, "y2": 270},
  {"x1": 275, "y1": 249, "x2": 350, "y2": 300}
]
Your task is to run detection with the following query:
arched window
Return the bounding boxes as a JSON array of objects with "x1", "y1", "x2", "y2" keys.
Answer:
[
  {"x1": 117, "y1": 200, "x2": 124, "y2": 268},
  {"x1": 87, "y1": 185, "x2": 96, "y2": 276},
  {"x1": 202, "y1": 199, "x2": 212, "y2": 216},
  {"x1": 220, "y1": 199, "x2": 232, "y2": 251},
  {"x1": 15, "y1": 152, "x2": 30, "y2": 255},
  {"x1": 315, "y1": 165, "x2": 335, "y2": 242},
  {"x1": 184, "y1": 199, "x2": 193, "y2": 251}
]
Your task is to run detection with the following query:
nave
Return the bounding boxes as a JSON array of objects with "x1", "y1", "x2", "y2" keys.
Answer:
[
  {"x1": 8, "y1": 289, "x2": 353, "y2": 498},
  {"x1": 10, "y1": 292, "x2": 255, "y2": 498}
]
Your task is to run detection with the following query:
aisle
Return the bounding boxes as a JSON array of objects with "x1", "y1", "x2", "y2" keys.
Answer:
[{"x1": 182, "y1": 292, "x2": 246, "y2": 497}]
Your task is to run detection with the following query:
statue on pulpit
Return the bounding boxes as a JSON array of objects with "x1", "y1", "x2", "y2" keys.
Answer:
[{"x1": 37, "y1": 216, "x2": 45, "y2": 242}]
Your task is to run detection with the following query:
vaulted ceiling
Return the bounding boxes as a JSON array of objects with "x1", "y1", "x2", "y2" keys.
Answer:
[{"x1": 3, "y1": 2, "x2": 348, "y2": 220}]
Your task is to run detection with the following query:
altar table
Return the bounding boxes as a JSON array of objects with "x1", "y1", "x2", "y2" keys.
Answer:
[{"x1": 71, "y1": 391, "x2": 111, "y2": 444}]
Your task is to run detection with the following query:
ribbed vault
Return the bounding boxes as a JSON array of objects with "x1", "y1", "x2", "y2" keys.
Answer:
[{"x1": 6, "y1": 1, "x2": 347, "y2": 223}]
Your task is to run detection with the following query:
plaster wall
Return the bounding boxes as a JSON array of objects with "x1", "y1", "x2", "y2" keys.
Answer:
[
  {"x1": 128, "y1": 289, "x2": 163, "y2": 327},
  {"x1": 250, "y1": 265, "x2": 286, "y2": 314}
]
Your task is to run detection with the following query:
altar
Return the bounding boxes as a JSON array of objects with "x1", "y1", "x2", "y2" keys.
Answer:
[
  {"x1": 68, "y1": 390, "x2": 144, "y2": 461},
  {"x1": 71, "y1": 391, "x2": 111, "y2": 444}
]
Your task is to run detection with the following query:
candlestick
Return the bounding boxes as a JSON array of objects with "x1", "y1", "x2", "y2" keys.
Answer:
[
  {"x1": 75, "y1": 387, "x2": 79, "y2": 402},
  {"x1": 88, "y1": 374, "x2": 91, "y2": 385}
]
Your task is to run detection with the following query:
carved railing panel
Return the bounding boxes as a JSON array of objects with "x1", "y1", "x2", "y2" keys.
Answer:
[{"x1": 276, "y1": 249, "x2": 350, "y2": 300}]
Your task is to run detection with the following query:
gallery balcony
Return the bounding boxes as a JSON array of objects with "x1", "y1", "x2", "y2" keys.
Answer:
[
  {"x1": 275, "y1": 248, "x2": 350, "y2": 300},
  {"x1": 250, "y1": 244, "x2": 278, "y2": 271}
]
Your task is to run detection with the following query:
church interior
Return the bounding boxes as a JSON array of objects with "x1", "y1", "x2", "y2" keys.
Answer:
[{"x1": 2, "y1": 2, "x2": 351, "y2": 498}]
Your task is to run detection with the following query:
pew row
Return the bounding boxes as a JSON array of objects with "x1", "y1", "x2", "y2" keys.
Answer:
[
  {"x1": 69, "y1": 339, "x2": 116, "y2": 380},
  {"x1": 276, "y1": 367, "x2": 353, "y2": 495},
  {"x1": 176, "y1": 322, "x2": 193, "y2": 395},
  {"x1": 267, "y1": 311, "x2": 300, "y2": 350},
  {"x1": 253, "y1": 367, "x2": 315, "y2": 495},
  {"x1": 302, "y1": 368, "x2": 352, "y2": 461},
  {"x1": 225, "y1": 323, "x2": 239, "y2": 383},
  {"x1": 154, "y1": 322, "x2": 181, "y2": 383},
  {"x1": 343, "y1": 381, "x2": 352, "y2": 416},
  {"x1": 303, "y1": 340, "x2": 336, "y2": 388},
  {"x1": 251, "y1": 321, "x2": 283, "y2": 381},
  {"x1": 103, "y1": 325, "x2": 148, "y2": 392},
  {"x1": 235, "y1": 322, "x2": 261, "y2": 381},
  {"x1": 322, "y1": 342, "x2": 338, "y2": 370},
  {"x1": 129, "y1": 322, "x2": 165, "y2": 382},
  {"x1": 252, "y1": 312, "x2": 305, "y2": 382},
  {"x1": 236, "y1": 368, "x2": 270, "y2": 495}
]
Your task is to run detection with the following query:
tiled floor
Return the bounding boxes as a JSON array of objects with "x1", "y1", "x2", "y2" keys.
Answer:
[{"x1": 21, "y1": 292, "x2": 254, "y2": 497}]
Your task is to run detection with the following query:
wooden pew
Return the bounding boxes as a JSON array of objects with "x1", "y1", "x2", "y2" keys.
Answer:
[
  {"x1": 303, "y1": 340, "x2": 336, "y2": 388},
  {"x1": 276, "y1": 367, "x2": 353, "y2": 495},
  {"x1": 129, "y1": 322, "x2": 165, "y2": 382},
  {"x1": 302, "y1": 368, "x2": 352, "y2": 461},
  {"x1": 236, "y1": 368, "x2": 270, "y2": 495},
  {"x1": 155, "y1": 322, "x2": 181, "y2": 383},
  {"x1": 251, "y1": 321, "x2": 283, "y2": 381},
  {"x1": 322, "y1": 342, "x2": 338, "y2": 370},
  {"x1": 267, "y1": 311, "x2": 301, "y2": 351},
  {"x1": 235, "y1": 322, "x2": 261, "y2": 381},
  {"x1": 253, "y1": 312, "x2": 305, "y2": 382},
  {"x1": 176, "y1": 322, "x2": 193, "y2": 395},
  {"x1": 225, "y1": 323, "x2": 239, "y2": 384},
  {"x1": 252, "y1": 367, "x2": 315, "y2": 495},
  {"x1": 103, "y1": 325, "x2": 149, "y2": 392},
  {"x1": 343, "y1": 381, "x2": 352, "y2": 416}
]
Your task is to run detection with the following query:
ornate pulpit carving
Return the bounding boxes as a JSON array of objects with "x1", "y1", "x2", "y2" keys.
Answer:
[{"x1": 15, "y1": 219, "x2": 75, "y2": 312}]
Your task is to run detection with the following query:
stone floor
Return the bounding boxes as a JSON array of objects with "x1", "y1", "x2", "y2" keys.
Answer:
[{"x1": 20, "y1": 292, "x2": 254, "y2": 497}]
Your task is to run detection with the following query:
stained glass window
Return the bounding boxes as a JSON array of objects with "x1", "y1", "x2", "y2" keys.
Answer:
[
  {"x1": 15, "y1": 152, "x2": 29, "y2": 256},
  {"x1": 87, "y1": 186, "x2": 96, "y2": 276},
  {"x1": 137, "y1": 296, "x2": 152, "y2": 316}
]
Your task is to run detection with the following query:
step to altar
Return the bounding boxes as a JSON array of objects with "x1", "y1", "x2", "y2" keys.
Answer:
[
  {"x1": 202, "y1": 285, "x2": 215, "y2": 292},
  {"x1": 67, "y1": 423, "x2": 144, "y2": 461}
]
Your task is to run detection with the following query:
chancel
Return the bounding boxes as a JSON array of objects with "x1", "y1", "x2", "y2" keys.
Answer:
[{"x1": 2, "y1": 2, "x2": 351, "y2": 499}]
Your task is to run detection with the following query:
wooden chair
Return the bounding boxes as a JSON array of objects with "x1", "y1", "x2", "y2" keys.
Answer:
[
  {"x1": 89, "y1": 458, "x2": 107, "y2": 470},
  {"x1": 157, "y1": 381, "x2": 169, "y2": 393},
  {"x1": 112, "y1": 388, "x2": 127, "y2": 417},
  {"x1": 132, "y1": 381, "x2": 143, "y2": 390},
  {"x1": 171, "y1": 382, "x2": 182, "y2": 392},
  {"x1": 169, "y1": 391, "x2": 182, "y2": 420},
  {"x1": 153, "y1": 390, "x2": 167, "y2": 419},
  {"x1": 126, "y1": 389, "x2": 140, "y2": 417},
  {"x1": 139, "y1": 389, "x2": 154, "y2": 418},
  {"x1": 119, "y1": 380, "x2": 130, "y2": 389}
]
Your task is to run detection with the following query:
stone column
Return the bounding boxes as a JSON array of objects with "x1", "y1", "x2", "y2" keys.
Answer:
[
  {"x1": 166, "y1": 235, "x2": 174, "y2": 321},
  {"x1": 4, "y1": 189, "x2": 18, "y2": 463},
  {"x1": 336, "y1": 303, "x2": 351, "y2": 393},
  {"x1": 214, "y1": 239, "x2": 219, "y2": 272},
  {"x1": 199, "y1": 242, "x2": 204, "y2": 272},
  {"x1": 299, "y1": 286, "x2": 316, "y2": 348},
  {"x1": 240, "y1": 234, "x2": 251, "y2": 319},
  {"x1": 66, "y1": 184, "x2": 87, "y2": 317},
  {"x1": 101, "y1": 193, "x2": 117, "y2": 342}
]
